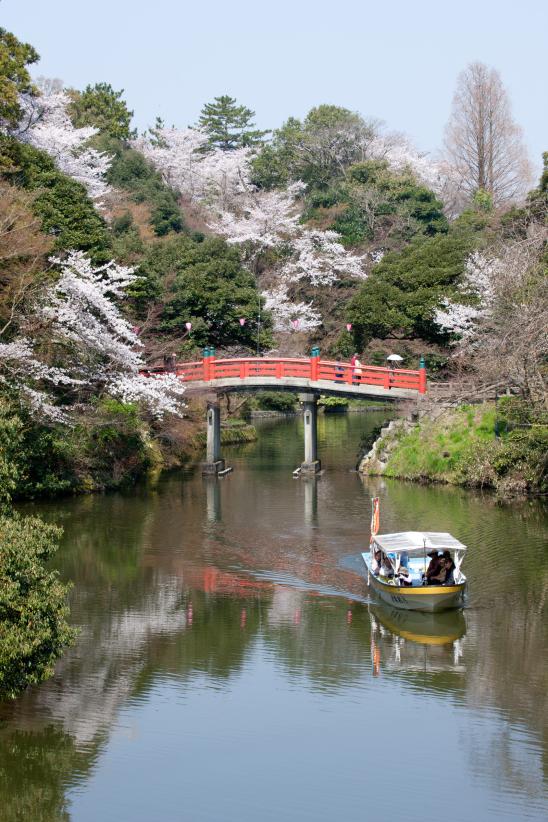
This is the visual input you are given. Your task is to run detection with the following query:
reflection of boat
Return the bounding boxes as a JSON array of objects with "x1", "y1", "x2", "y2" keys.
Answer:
[
  {"x1": 369, "y1": 603, "x2": 466, "y2": 676},
  {"x1": 362, "y1": 531, "x2": 467, "y2": 612},
  {"x1": 370, "y1": 603, "x2": 466, "y2": 646}
]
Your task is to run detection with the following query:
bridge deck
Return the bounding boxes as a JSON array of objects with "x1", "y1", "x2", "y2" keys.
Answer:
[
  {"x1": 144, "y1": 356, "x2": 426, "y2": 400},
  {"x1": 183, "y1": 377, "x2": 418, "y2": 400}
]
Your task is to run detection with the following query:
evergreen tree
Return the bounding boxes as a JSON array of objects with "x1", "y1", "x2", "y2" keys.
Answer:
[
  {"x1": 198, "y1": 95, "x2": 268, "y2": 151},
  {"x1": 69, "y1": 82, "x2": 135, "y2": 140},
  {"x1": 347, "y1": 224, "x2": 483, "y2": 344},
  {"x1": 0, "y1": 28, "x2": 39, "y2": 129}
]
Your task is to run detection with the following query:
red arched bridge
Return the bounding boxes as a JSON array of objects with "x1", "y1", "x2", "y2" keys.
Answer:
[{"x1": 143, "y1": 351, "x2": 427, "y2": 475}]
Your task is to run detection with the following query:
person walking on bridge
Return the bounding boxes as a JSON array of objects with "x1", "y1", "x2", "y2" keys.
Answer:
[{"x1": 351, "y1": 353, "x2": 362, "y2": 384}]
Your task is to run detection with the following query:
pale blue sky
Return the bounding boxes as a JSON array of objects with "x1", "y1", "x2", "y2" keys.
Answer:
[{"x1": 3, "y1": 0, "x2": 547, "y2": 170}]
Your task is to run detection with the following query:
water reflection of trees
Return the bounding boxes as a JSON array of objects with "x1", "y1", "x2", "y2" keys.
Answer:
[
  {"x1": 464, "y1": 595, "x2": 548, "y2": 787},
  {"x1": 8, "y1": 439, "x2": 548, "y2": 810},
  {"x1": 0, "y1": 726, "x2": 101, "y2": 822}
]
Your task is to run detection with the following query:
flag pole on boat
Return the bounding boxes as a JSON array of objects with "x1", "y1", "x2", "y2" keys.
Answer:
[
  {"x1": 369, "y1": 497, "x2": 380, "y2": 586},
  {"x1": 370, "y1": 497, "x2": 380, "y2": 547}
]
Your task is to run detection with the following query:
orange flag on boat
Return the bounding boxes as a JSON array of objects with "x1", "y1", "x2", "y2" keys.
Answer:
[{"x1": 370, "y1": 497, "x2": 380, "y2": 544}]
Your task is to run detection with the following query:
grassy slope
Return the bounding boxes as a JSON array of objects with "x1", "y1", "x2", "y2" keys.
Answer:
[{"x1": 383, "y1": 404, "x2": 547, "y2": 496}]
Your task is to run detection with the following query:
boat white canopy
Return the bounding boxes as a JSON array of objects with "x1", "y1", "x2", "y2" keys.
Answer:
[{"x1": 372, "y1": 532, "x2": 467, "y2": 555}]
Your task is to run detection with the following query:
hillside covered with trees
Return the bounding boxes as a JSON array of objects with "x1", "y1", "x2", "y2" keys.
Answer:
[
  {"x1": 0, "y1": 22, "x2": 546, "y2": 696},
  {"x1": 0, "y1": 24, "x2": 545, "y2": 499}
]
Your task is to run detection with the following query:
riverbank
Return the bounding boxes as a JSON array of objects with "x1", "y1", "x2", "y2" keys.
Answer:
[
  {"x1": 197, "y1": 421, "x2": 258, "y2": 445},
  {"x1": 359, "y1": 401, "x2": 548, "y2": 497}
]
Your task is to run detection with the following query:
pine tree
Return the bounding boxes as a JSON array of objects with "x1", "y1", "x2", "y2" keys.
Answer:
[
  {"x1": 0, "y1": 28, "x2": 39, "y2": 129},
  {"x1": 198, "y1": 95, "x2": 268, "y2": 151},
  {"x1": 69, "y1": 82, "x2": 135, "y2": 140}
]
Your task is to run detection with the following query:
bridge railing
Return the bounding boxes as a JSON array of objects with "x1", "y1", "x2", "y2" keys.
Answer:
[
  {"x1": 143, "y1": 354, "x2": 427, "y2": 393},
  {"x1": 316, "y1": 359, "x2": 425, "y2": 391}
]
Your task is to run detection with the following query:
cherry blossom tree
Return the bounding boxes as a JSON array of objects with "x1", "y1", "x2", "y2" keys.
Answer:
[
  {"x1": 210, "y1": 182, "x2": 304, "y2": 250},
  {"x1": 435, "y1": 233, "x2": 547, "y2": 408},
  {"x1": 210, "y1": 178, "x2": 366, "y2": 286},
  {"x1": 14, "y1": 87, "x2": 112, "y2": 202},
  {"x1": 0, "y1": 251, "x2": 186, "y2": 421},
  {"x1": 262, "y1": 285, "x2": 322, "y2": 332},
  {"x1": 136, "y1": 122, "x2": 367, "y2": 336},
  {"x1": 133, "y1": 127, "x2": 252, "y2": 210},
  {"x1": 280, "y1": 229, "x2": 365, "y2": 287},
  {"x1": 0, "y1": 337, "x2": 80, "y2": 423},
  {"x1": 434, "y1": 250, "x2": 494, "y2": 336}
]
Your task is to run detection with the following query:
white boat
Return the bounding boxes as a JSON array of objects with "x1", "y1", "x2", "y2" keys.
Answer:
[{"x1": 362, "y1": 531, "x2": 467, "y2": 613}]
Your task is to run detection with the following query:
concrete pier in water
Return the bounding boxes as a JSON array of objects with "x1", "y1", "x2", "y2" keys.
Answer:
[
  {"x1": 299, "y1": 392, "x2": 321, "y2": 475},
  {"x1": 201, "y1": 401, "x2": 225, "y2": 475}
]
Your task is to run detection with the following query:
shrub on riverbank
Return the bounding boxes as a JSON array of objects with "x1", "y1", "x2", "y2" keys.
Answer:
[
  {"x1": 0, "y1": 513, "x2": 76, "y2": 700},
  {"x1": 196, "y1": 421, "x2": 258, "y2": 446},
  {"x1": 1, "y1": 399, "x2": 160, "y2": 499},
  {"x1": 380, "y1": 402, "x2": 547, "y2": 496}
]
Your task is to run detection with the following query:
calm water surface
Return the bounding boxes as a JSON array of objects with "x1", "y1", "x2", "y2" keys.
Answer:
[{"x1": 1, "y1": 413, "x2": 547, "y2": 821}]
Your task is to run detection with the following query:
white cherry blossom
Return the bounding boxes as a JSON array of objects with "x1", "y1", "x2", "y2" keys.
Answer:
[
  {"x1": 262, "y1": 285, "x2": 322, "y2": 332},
  {"x1": 133, "y1": 127, "x2": 252, "y2": 209},
  {"x1": 15, "y1": 89, "x2": 112, "y2": 202},
  {"x1": 281, "y1": 229, "x2": 365, "y2": 286},
  {"x1": 1, "y1": 252, "x2": 186, "y2": 421}
]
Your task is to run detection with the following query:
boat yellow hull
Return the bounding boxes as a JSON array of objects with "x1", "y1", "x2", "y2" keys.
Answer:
[{"x1": 363, "y1": 555, "x2": 466, "y2": 613}]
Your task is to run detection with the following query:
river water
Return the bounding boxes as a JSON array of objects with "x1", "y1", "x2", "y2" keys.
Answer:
[{"x1": 1, "y1": 412, "x2": 547, "y2": 821}]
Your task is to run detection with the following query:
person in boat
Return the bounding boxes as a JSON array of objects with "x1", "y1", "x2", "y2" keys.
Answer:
[
  {"x1": 371, "y1": 548, "x2": 382, "y2": 576},
  {"x1": 441, "y1": 551, "x2": 456, "y2": 585},
  {"x1": 379, "y1": 553, "x2": 395, "y2": 579},
  {"x1": 424, "y1": 550, "x2": 443, "y2": 584},
  {"x1": 397, "y1": 566, "x2": 412, "y2": 587},
  {"x1": 427, "y1": 553, "x2": 456, "y2": 586}
]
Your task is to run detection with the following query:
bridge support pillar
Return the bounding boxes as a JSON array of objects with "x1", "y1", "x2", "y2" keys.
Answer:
[
  {"x1": 299, "y1": 393, "x2": 321, "y2": 474},
  {"x1": 202, "y1": 401, "x2": 225, "y2": 475}
]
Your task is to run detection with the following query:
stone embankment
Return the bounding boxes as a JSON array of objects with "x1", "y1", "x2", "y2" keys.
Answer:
[{"x1": 358, "y1": 417, "x2": 415, "y2": 475}]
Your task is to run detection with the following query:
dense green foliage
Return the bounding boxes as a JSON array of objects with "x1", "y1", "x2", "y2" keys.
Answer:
[
  {"x1": 0, "y1": 513, "x2": 76, "y2": 699},
  {"x1": 100, "y1": 137, "x2": 185, "y2": 236},
  {"x1": 0, "y1": 28, "x2": 39, "y2": 129},
  {"x1": 306, "y1": 160, "x2": 448, "y2": 247},
  {"x1": 252, "y1": 105, "x2": 376, "y2": 190},
  {"x1": 1, "y1": 399, "x2": 158, "y2": 500},
  {"x1": 198, "y1": 95, "x2": 268, "y2": 150},
  {"x1": 0, "y1": 136, "x2": 111, "y2": 259},
  {"x1": 347, "y1": 220, "x2": 483, "y2": 344},
  {"x1": 135, "y1": 235, "x2": 272, "y2": 348},
  {"x1": 0, "y1": 402, "x2": 23, "y2": 506},
  {"x1": 69, "y1": 82, "x2": 135, "y2": 140},
  {"x1": 254, "y1": 392, "x2": 298, "y2": 413},
  {"x1": 318, "y1": 396, "x2": 349, "y2": 412}
]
